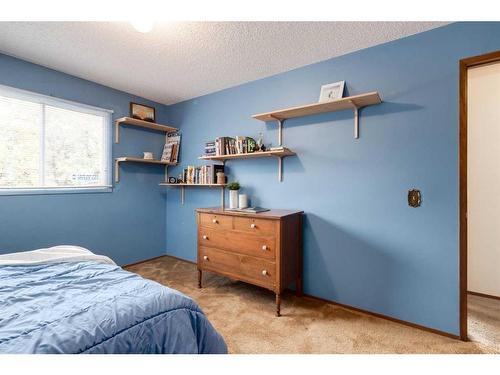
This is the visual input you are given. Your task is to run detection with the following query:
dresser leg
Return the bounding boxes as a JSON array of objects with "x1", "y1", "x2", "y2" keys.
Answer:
[
  {"x1": 275, "y1": 294, "x2": 281, "y2": 317},
  {"x1": 197, "y1": 269, "x2": 202, "y2": 288}
]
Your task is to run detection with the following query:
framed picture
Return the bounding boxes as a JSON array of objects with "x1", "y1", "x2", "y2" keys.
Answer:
[
  {"x1": 318, "y1": 81, "x2": 345, "y2": 102},
  {"x1": 130, "y1": 102, "x2": 156, "y2": 122}
]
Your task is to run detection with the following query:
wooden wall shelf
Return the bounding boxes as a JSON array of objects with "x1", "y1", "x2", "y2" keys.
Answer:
[
  {"x1": 159, "y1": 183, "x2": 227, "y2": 187},
  {"x1": 115, "y1": 157, "x2": 176, "y2": 183},
  {"x1": 198, "y1": 148, "x2": 295, "y2": 161},
  {"x1": 159, "y1": 183, "x2": 226, "y2": 207},
  {"x1": 198, "y1": 148, "x2": 295, "y2": 181},
  {"x1": 114, "y1": 117, "x2": 178, "y2": 143},
  {"x1": 252, "y1": 91, "x2": 381, "y2": 139}
]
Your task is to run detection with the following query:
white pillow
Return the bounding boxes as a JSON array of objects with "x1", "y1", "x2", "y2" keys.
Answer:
[{"x1": 0, "y1": 245, "x2": 116, "y2": 266}]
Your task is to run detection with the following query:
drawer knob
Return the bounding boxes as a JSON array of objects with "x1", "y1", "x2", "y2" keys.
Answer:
[
  {"x1": 250, "y1": 223, "x2": 256, "y2": 229},
  {"x1": 262, "y1": 245, "x2": 268, "y2": 251},
  {"x1": 202, "y1": 235, "x2": 208, "y2": 240},
  {"x1": 212, "y1": 219, "x2": 218, "y2": 224},
  {"x1": 262, "y1": 270, "x2": 268, "y2": 276},
  {"x1": 203, "y1": 255, "x2": 209, "y2": 261}
]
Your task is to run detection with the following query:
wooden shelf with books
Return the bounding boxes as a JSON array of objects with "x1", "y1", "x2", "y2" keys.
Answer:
[
  {"x1": 252, "y1": 91, "x2": 381, "y2": 139},
  {"x1": 160, "y1": 163, "x2": 226, "y2": 206},
  {"x1": 114, "y1": 117, "x2": 178, "y2": 143},
  {"x1": 200, "y1": 136, "x2": 295, "y2": 182},
  {"x1": 159, "y1": 183, "x2": 227, "y2": 187},
  {"x1": 114, "y1": 115, "x2": 180, "y2": 184},
  {"x1": 201, "y1": 128, "x2": 296, "y2": 181},
  {"x1": 114, "y1": 157, "x2": 176, "y2": 183}
]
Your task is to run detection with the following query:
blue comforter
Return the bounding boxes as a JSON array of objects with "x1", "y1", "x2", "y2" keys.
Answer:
[{"x1": 0, "y1": 261, "x2": 227, "y2": 354}]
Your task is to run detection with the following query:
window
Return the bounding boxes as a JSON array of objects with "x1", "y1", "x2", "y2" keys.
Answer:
[{"x1": 0, "y1": 85, "x2": 112, "y2": 194}]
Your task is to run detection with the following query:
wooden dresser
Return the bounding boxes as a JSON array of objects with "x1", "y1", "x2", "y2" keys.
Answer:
[{"x1": 196, "y1": 207, "x2": 303, "y2": 316}]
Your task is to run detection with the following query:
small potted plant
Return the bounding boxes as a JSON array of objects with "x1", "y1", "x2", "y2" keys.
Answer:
[{"x1": 227, "y1": 182, "x2": 240, "y2": 209}]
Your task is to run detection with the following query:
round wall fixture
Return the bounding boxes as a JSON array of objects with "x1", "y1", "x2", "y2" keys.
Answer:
[{"x1": 408, "y1": 189, "x2": 422, "y2": 208}]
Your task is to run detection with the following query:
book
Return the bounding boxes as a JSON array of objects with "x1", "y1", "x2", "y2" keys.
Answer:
[
  {"x1": 235, "y1": 136, "x2": 247, "y2": 154},
  {"x1": 215, "y1": 137, "x2": 226, "y2": 156},
  {"x1": 185, "y1": 166, "x2": 192, "y2": 184},
  {"x1": 171, "y1": 143, "x2": 179, "y2": 163},
  {"x1": 205, "y1": 141, "x2": 216, "y2": 156},
  {"x1": 269, "y1": 146, "x2": 284, "y2": 152},
  {"x1": 211, "y1": 136, "x2": 261, "y2": 156},
  {"x1": 162, "y1": 131, "x2": 181, "y2": 162},
  {"x1": 247, "y1": 137, "x2": 256, "y2": 153},
  {"x1": 161, "y1": 143, "x2": 173, "y2": 161},
  {"x1": 225, "y1": 207, "x2": 270, "y2": 213},
  {"x1": 180, "y1": 165, "x2": 219, "y2": 185}
]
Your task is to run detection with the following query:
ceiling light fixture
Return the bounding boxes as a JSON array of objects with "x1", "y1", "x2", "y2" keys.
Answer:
[{"x1": 131, "y1": 20, "x2": 154, "y2": 33}]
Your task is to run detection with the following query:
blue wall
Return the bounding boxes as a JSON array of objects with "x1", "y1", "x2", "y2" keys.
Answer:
[
  {"x1": 0, "y1": 53, "x2": 170, "y2": 265},
  {"x1": 2, "y1": 22, "x2": 500, "y2": 336},
  {"x1": 165, "y1": 22, "x2": 500, "y2": 336}
]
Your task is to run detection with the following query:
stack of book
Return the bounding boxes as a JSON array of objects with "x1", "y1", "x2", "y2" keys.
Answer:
[
  {"x1": 205, "y1": 141, "x2": 216, "y2": 156},
  {"x1": 161, "y1": 132, "x2": 181, "y2": 163},
  {"x1": 205, "y1": 136, "x2": 257, "y2": 156},
  {"x1": 182, "y1": 164, "x2": 225, "y2": 184},
  {"x1": 268, "y1": 146, "x2": 284, "y2": 152}
]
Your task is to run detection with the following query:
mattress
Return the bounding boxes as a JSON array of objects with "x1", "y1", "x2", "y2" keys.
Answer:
[{"x1": 0, "y1": 246, "x2": 227, "y2": 354}]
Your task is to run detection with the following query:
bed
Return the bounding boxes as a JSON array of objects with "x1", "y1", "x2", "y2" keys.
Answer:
[{"x1": 0, "y1": 246, "x2": 227, "y2": 354}]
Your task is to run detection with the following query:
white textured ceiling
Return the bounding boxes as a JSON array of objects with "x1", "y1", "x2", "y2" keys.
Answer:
[{"x1": 0, "y1": 22, "x2": 447, "y2": 104}]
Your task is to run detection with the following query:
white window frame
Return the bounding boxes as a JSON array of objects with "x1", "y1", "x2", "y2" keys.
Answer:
[{"x1": 0, "y1": 84, "x2": 113, "y2": 196}]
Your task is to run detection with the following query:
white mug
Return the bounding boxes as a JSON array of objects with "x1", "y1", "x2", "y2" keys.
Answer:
[
  {"x1": 238, "y1": 194, "x2": 248, "y2": 209},
  {"x1": 143, "y1": 152, "x2": 154, "y2": 159}
]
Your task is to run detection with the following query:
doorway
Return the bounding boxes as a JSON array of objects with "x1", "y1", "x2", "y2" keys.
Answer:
[{"x1": 460, "y1": 50, "x2": 500, "y2": 341}]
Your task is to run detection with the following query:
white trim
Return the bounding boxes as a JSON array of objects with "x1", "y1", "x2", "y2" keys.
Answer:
[
  {"x1": 103, "y1": 112, "x2": 113, "y2": 187},
  {"x1": 0, "y1": 186, "x2": 113, "y2": 196},
  {"x1": 39, "y1": 104, "x2": 46, "y2": 186},
  {"x1": 0, "y1": 84, "x2": 113, "y2": 195},
  {"x1": 0, "y1": 83, "x2": 114, "y2": 114}
]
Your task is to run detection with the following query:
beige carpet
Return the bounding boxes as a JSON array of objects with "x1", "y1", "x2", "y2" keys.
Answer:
[{"x1": 125, "y1": 256, "x2": 499, "y2": 354}]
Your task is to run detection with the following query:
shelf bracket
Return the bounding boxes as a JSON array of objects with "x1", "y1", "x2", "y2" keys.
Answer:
[
  {"x1": 348, "y1": 100, "x2": 360, "y2": 139},
  {"x1": 173, "y1": 185, "x2": 224, "y2": 207},
  {"x1": 278, "y1": 157, "x2": 283, "y2": 182},
  {"x1": 114, "y1": 159, "x2": 120, "y2": 183},
  {"x1": 114, "y1": 121, "x2": 120, "y2": 144},
  {"x1": 269, "y1": 115, "x2": 284, "y2": 146},
  {"x1": 268, "y1": 115, "x2": 285, "y2": 182}
]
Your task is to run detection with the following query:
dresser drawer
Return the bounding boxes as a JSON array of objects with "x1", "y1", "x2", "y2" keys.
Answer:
[
  {"x1": 233, "y1": 216, "x2": 277, "y2": 235},
  {"x1": 199, "y1": 213, "x2": 233, "y2": 230},
  {"x1": 199, "y1": 246, "x2": 276, "y2": 289},
  {"x1": 198, "y1": 227, "x2": 275, "y2": 260}
]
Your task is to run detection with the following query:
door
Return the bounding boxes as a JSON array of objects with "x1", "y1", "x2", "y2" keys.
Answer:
[{"x1": 467, "y1": 61, "x2": 500, "y2": 298}]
